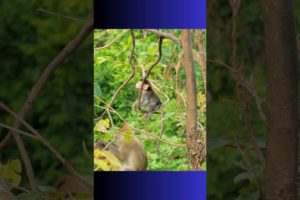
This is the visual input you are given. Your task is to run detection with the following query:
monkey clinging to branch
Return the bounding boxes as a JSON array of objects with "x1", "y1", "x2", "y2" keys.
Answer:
[
  {"x1": 133, "y1": 79, "x2": 162, "y2": 118},
  {"x1": 133, "y1": 79, "x2": 165, "y2": 153}
]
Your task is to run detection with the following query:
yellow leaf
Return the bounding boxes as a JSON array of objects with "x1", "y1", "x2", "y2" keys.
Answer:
[
  {"x1": 102, "y1": 119, "x2": 110, "y2": 128},
  {"x1": 94, "y1": 158, "x2": 110, "y2": 171},
  {"x1": 9, "y1": 160, "x2": 21, "y2": 173},
  {"x1": 100, "y1": 151, "x2": 122, "y2": 167},
  {"x1": 94, "y1": 149, "x2": 102, "y2": 158}
]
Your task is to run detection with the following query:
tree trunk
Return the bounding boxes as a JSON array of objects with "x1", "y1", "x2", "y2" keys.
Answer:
[
  {"x1": 260, "y1": 1, "x2": 299, "y2": 199},
  {"x1": 181, "y1": 30, "x2": 201, "y2": 170}
]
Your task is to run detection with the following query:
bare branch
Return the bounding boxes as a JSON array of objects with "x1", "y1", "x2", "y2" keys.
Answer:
[
  {"x1": 0, "y1": 102, "x2": 92, "y2": 188},
  {"x1": 0, "y1": 102, "x2": 37, "y2": 191},
  {"x1": 137, "y1": 36, "x2": 163, "y2": 111},
  {"x1": 0, "y1": 123, "x2": 38, "y2": 140},
  {"x1": 144, "y1": 29, "x2": 181, "y2": 45},
  {"x1": 0, "y1": 17, "x2": 93, "y2": 190},
  {"x1": 100, "y1": 30, "x2": 136, "y2": 118},
  {"x1": 0, "y1": 17, "x2": 93, "y2": 150},
  {"x1": 207, "y1": 58, "x2": 238, "y2": 72},
  {"x1": 95, "y1": 29, "x2": 130, "y2": 50},
  {"x1": 95, "y1": 96, "x2": 185, "y2": 148},
  {"x1": 229, "y1": 1, "x2": 265, "y2": 168},
  {"x1": 37, "y1": 7, "x2": 84, "y2": 22}
]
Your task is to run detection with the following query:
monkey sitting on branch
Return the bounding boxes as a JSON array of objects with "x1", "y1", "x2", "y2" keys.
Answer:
[
  {"x1": 133, "y1": 79, "x2": 165, "y2": 153},
  {"x1": 133, "y1": 79, "x2": 163, "y2": 118},
  {"x1": 94, "y1": 132, "x2": 148, "y2": 171}
]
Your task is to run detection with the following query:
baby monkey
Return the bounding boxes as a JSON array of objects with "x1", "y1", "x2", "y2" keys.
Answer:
[
  {"x1": 94, "y1": 133, "x2": 148, "y2": 171},
  {"x1": 133, "y1": 79, "x2": 163, "y2": 118},
  {"x1": 133, "y1": 79, "x2": 164, "y2": 153}
]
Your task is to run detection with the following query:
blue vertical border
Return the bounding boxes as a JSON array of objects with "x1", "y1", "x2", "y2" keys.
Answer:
[
  {"x1": 94, "y1": 172, "x2": 206, "y2": 200},
  {"x1": 94, "y1": 0, "x2": 206, "y2": 29}
]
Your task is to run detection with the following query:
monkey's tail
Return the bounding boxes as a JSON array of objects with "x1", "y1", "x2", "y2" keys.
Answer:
[{"x1": 156, "y1": 106, "x2": 164, "y2": 154}]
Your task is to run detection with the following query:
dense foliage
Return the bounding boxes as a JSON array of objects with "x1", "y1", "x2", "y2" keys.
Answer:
[
  {"x1": 94, "y1": 30, "x2": 206, "y2": 170},
  {"x1": 0, "y1": 1, "x2": 92, "y2": 199},
  {"x1": 207, "y1": 0, "x2": 300, "y2": 199}
]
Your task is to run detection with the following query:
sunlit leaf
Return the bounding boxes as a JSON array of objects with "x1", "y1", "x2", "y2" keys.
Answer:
[
  {"x1": 100, "y1": 151, "x2": 122, "y2": 167},
  {"x1": 94, "y1": 158, "x2": 110, "y2": 171}
]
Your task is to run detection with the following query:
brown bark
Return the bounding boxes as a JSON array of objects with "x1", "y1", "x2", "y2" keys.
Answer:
[
  {"x1": 196, "y1": 30, "x2": 207, "y2": 92},
  {"x1": 181, "y1": 30, "x2": 201, "y2": 170},
  {"x1": 260, "y1": 1, "x2": 299, "y2": 199}
]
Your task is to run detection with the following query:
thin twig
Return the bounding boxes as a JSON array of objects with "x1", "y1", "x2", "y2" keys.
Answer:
[
  {"x1": 134, "y1": 128, "x2": 186, "y2": 148},
  {"x1": 37, "y1": 7, "x2": 84, "y2": 22},
  {"x1": 149, "y1": 79, "x2": 170, "y2": 105},
  {"x1": 100, "y1": 30, "x2": 136, "y2": 118},
  {"x1": 0, "y1": 17, "x2": 93, "y2": 150},
  {"x1": 229, "y1": 0, "x2": 265, "y2": 168},
  {"x1": 232, "y1": 132, "x2": 260, "y2": 190},
  {"x1": 0, "y1": 102, "x2": 37, "y2": 191},
  {"x1": 144, "y1": 29, "x2": 181, "y2": 45},
  {"x1": 0, "y1": 17, "x2": 93, "y2": 189},
  {"x1": 137, "y1": 37, "x2": 163, "y2": 111},
  {"x1": 207, "y1": 58, "x2": 238, "y2": 72},
  {"x1": 95, "y1": 97, "x2": 185, "y2": 148},
  {"x1": 95, "y1": 29, "x2": 130, "y2": 50},
  {"x1": 0, "y1": 102, "x2": 93, "y2": 188},
  {"x1": 0, "y1": 123, "x2": 38, "y2": 140}
]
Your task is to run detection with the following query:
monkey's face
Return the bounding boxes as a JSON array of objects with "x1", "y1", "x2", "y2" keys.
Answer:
[{"x1": 135, "y1": 81, "x2": 150, "y2": 90}]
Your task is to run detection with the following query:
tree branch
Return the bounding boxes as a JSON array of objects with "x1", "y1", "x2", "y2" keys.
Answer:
[
  {"x1": 37, "y1": 7, "x2": 85, "y2": 22},
  {"x1": 0, "y1": 17, "x2": 93, "y2": 150},
  {"x1": 144, "y1": 29, "x2": 181, "y2": 45},
  {"x1": 181, "y1": 30, "x2": 202, "y2": 170},
  {"x1": 0, "y1": 17, "x2": 93, "y2": 190},
  {"x1": 0, "y1": 102, "x2": 92, "y2": 188},
  {"x1": 95, "y1": 29, "x2": 130, "y2": 50},
  {"x1": 137, "y1": 36, "x2": 163, "y2": 111},
  {"x1": 100, "y1": 30, "x2": 136, "y2": 118}
]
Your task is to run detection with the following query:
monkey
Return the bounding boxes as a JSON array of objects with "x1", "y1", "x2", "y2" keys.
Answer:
[
  {"x1": 133, "y1": 79, "x2": 164, "y2": 153},
  {"x1": 94, "y1": 133, "x2": 148, "y2": 171},
  {"x1": 133, "y1": 79, "x2": 162, "y2": 118}
]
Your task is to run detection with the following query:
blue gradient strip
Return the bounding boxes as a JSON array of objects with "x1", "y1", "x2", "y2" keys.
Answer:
[
  {"x1": 94, "y1": 0, "x2": 206, "y2": 28},
  {"x1": 94, "y1": 171, "x2": 206, "y2": 200}
]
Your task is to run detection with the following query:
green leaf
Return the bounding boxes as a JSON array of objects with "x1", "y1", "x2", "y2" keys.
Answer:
[
  {"x1": 9, "y1": 160, "x2": 21, "y2": 173},
  {"x1": 94, "y1": 83, "x2": 102, "y2": 97},
  {"x1": 201, "y1": 162, "x2": 206, "y2": 170}
]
